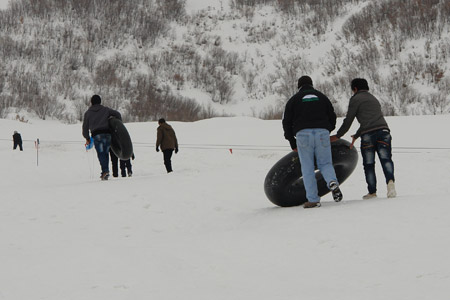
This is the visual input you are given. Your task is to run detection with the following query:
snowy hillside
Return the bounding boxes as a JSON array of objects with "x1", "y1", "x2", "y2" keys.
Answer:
[
  {"x1": 0, "y1": 0, "x2": 449, "y2": 122},
  {"x1": 1, "y1": 115, "x2": 450, "y2": 299},
  {"x1": 0, "y1": 0, "x2": 7, "y2": 10}
]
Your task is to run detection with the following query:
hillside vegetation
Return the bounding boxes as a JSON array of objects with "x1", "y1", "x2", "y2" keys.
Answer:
[{"x1": 0, "y1": 0, "x2": 449, "y2": 122}]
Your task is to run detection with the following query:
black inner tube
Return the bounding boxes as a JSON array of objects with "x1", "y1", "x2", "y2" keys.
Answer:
[{"x1": 264, "y1": 139, "x2": 358, "y2": 207}]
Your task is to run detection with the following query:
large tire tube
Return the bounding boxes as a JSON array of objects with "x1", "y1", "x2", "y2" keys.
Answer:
[
  {"x1": 109, "y1": 117, "x2": 133, "y2": 160},
  {"x1": 264, "y1": 139, "x2": 358, "y2": 207}
]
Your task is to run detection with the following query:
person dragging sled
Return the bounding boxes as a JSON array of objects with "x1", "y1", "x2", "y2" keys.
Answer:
[
  {"x1": 282, "y1": 76, "x2": 343, "y2": 208},
  {"x1": 13, "y1": 131, "x2": 23, "y2": 151},
  {"x1": 156, "y1": 118, "x2": 178, "y2": 173},
  {"x1": 110, "y1": 149, "x2": 134, "y2": 177},
  {"x1": 331, "y1": 78, "x2": 396, "y2": 199},
  {"x1": 82, "y1": 95, "x2": 122, "y2": 180}
]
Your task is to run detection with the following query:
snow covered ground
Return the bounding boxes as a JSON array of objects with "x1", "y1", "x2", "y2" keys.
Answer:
[{"x1": 1, "y1": 115, "x2": 450, "y2": 300}]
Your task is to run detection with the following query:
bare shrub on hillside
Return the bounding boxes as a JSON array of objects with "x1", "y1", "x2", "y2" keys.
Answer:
[
  {"x1": 156, "y1": 0, "x2": 186, "y2": 20},
  {"x1": 230, "y1": 0, "x2": 257, "y2": 19},
  {"x1": 245, "y1": 21, "x2": 277, "y2": 43},
  {"x1": 257, "y1": 104, "x2": 283, "y2": 120},
  {"x1": 424, "y1": 62, "x2": 445, "y2": 84},
  {"x1": 94, "y1": 60, "x2": 121, "y2": 87},
  {"x1": 324, "y1": 46, "x2": 343, "y2": 75},
  {"x1": 0, "y1": 70, "x2": 5, "y2": 94},
  {"x1": 0, "y1": 95, "x2": 14, "y2": 118},
  {"x1": 198, "y1": 103, "x2": 220, "y2": 120},
  {"x1": 211, "y1": 69, "x2": 234, "y2": 104},
  {"x1": 74, "y1": 96, "x2": 90, "y2": 122},
  {"x1": 32, "y1": 91, "x2": 65, "y2": 120},
  {"x1": 242, "y1": 68, "x2": 257, "y2": 94},
  {"x1": 271, "y1": 54, "x2": 313, "y2": 100},
  {"x1": 427, "y1": 92, "x2": 449, "y2": 115},
  {"x1": 0, "y1": 35, "x2": 18, "y2": 58},
  {"x1": 343, "y1": 0, "x2": 448, "y2": 45},
  {"x1": 127, "y1": 75, "x2": 209, "y2": 122}
]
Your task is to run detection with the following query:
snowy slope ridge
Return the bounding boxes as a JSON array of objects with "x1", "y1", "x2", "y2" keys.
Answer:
[
  {"x1": 1, "y1": 115, "x2": 450, "y2": 299},
  {"x1": 0, "y1": 0, "x2": 449, "y2": 122}
]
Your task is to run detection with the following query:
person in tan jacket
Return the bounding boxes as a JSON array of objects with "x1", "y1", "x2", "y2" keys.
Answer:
[{"x1": 156, "y1": 118, "x2": 178, "y2": 173}]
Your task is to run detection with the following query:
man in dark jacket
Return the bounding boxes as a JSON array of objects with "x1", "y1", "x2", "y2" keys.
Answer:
[
  {"x1": 13, "y1": 131, "x2": 23, "y2": 151},
  {"x1": 82, "y1": 95, "x2": 121, "y2": 180},
  {"x1": 331, "y1": 78, "x2": 396, "y2": 199},
  {"x1": 283, "y1": 76, "x2": 342, "y2": 208},
  {"x1": 156, "y1": 118, "x2": 178, "y2": 173}
]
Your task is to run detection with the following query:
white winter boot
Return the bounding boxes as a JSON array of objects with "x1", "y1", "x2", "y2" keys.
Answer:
[{"x1": 387, "y1": 180, "x2": 397, "y2": 198}]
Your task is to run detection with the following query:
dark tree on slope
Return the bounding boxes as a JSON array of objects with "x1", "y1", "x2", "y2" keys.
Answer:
[{"x1": 156, "y1": 0, "x2": 186, "y2": 20}]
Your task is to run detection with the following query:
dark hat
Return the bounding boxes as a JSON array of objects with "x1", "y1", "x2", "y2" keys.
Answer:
[
  {"x1": 158, "y1": 118, "x2": 166, "y2": 124},
  {"x1": 298, "y1": 76, "x2": 313, "y2": 88},
  {"x1": 351, "y1": 78, "x2": 369, "y2": 91},
  {"x1": 91, "y1": 94, "x2": 101, "y2": 105}
]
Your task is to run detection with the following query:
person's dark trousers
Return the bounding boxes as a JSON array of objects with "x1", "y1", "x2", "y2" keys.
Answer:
[
  {"x1": 360, "y1": 129, "x2": 395, "y2": 194},
  {"x1": 13, "y1": 142, "x2": 23, "y2": 151},
  {"x1": 162, "y1": 149, "x2": 174, "y2": 173},
  {"x1": 110, "y1": 150, "x2": 119, "y2": 177},
  {"x1": 93, "y1": 133, "x2": 112, "y2": 174},
  {"x1": 120, "y1": 159, "x2": 132, "y2": 177}
]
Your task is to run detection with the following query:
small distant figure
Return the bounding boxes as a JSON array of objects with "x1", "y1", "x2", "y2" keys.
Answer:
[
  {"x1": 120, "y1": 154, "x2": 134, "y2": 177},
  {"x1": 156, "y1": 118, "x2": 178, "y2": 173},
  {"x1": 13, "y1": 131, "x2": 23, "y2": 151}
]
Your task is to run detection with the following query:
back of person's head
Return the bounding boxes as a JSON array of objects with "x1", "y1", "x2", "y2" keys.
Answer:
[
  {"x1": 91, "y1": 94, "x2": 101, "y2": 105},
  {"x1": 351, "y1": 78, "x2": 369, "y2": 91},
  {"x1": 158, "y1": 118, "x2": 166, "y2": 124},
  {"x1": 14, "y1": 131, "x2": 17, "y2": 134},
  {"x1": 297, "y1": 76, "x2": 313, "y2": 88}
]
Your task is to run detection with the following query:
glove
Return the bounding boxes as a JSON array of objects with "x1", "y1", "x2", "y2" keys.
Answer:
[
  {"x1": 175, "y1": 148, "x2": 178, "y2": 154},
  {"x1": 131, "y1": 154, "x2": 135, "y2": 160},
  {"x1": 156, "y1": 146, "x2": 159, "y2": 152},
  {"x1": 289, "y1": 138, "x2": 297, "y2": 151}
]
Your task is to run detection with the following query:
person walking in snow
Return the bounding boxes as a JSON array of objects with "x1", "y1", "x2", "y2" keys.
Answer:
[
  {"x1": 110, "y1": 149, "x2": 119, "y2": 178},
  {"x1": 13, "y1": 131, "x2": 23, "y2": 151},
  {"x1": 156, "y1": 118, "x2": 178, "y2": 173},
  {"x1": 120, "y1": 153, "x2": 134, "y2": 177},
  {"x1": 82, "y1": 94, "x2": 122, "y2": 180},
  {"x1": 110, "y1": 149, "x2": 133, "y2": 177},
  {"x1": 331, "y1": 78, "x2": 396, "y2": 199},
  {"x1": 282, "y1": 75, "x2": 343, "y2": 208}
]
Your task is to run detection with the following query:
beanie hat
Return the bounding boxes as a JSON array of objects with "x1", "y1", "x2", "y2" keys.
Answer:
[
  {"x1": 298, "y1": 76, "x2": 313, "y2": 88},
  {"x1": 91, "y1": 94, "x2": 101, "y2": 105},
  {"x1": 351, "y1": 78, "x2": 369, "y2": 91}
]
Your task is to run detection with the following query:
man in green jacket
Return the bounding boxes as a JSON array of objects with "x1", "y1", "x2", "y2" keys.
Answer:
[
  {"x1": 156, "y1": 118, "x2": 178, "y2": 173},
  {"x1": 331, "y1": 78, "x2": 396, "y2": 199}
]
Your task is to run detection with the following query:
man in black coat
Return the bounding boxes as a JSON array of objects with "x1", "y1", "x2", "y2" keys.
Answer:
[
  {"x1": 282, "y1": 76, "x2": 342, "y2": 208},
  {"x1": 13, "y1": 131, "x2": 23, "y2": 151}
]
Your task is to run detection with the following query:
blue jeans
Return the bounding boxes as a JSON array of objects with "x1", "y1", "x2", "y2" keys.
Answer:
[
  {"x1": 296, "y1": 129, "x2": 338, "y2": 203},
  {"x1": 93, "y1": 134, "x2": 112, "y2": 173},
  {"x1": 360, "y1": 129, "x2": 395, "y2": 194}
]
